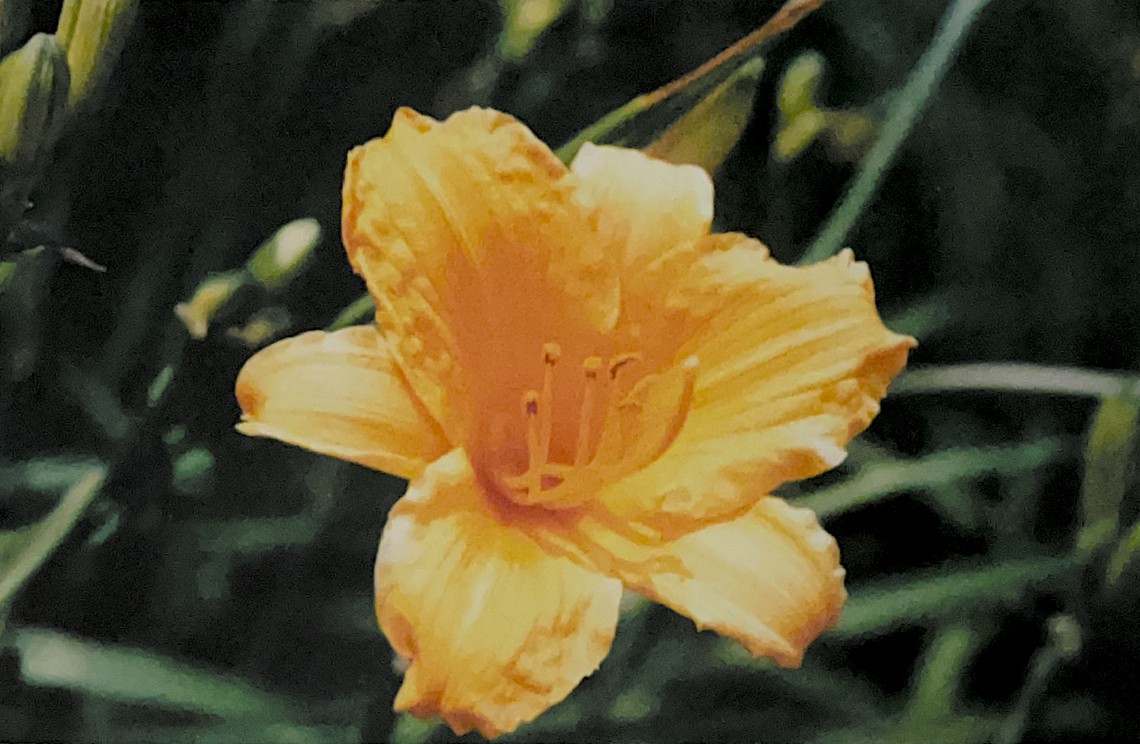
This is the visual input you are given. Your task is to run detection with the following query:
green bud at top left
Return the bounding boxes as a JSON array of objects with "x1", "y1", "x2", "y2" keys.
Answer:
[{"x1": 0, "y1": 33, "x2": 70, "y2": 172}]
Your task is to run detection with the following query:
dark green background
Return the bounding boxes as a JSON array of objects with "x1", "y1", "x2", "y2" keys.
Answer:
[{"x1": 2, "y1": 1, "x2": 1139, "y2": 742}]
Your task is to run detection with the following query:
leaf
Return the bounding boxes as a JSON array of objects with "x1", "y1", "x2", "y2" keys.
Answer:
[
  {"x1": 833, "y1": 555, "x2": 1078, "y2": 638},
  {"x1": 1105, "y1": 517, "x2": 1140, "y2": 586},
  {"x1": 1077, "y1": 394, "x2": 1140, "y2": 551},
  {"x1": 555, "y1": 0, "x2": 824, "y2": 164},
  {"x1": 13, "y1": 626, "x2": 304, "y2": 721},
  {"x1": 0, "y1": 465, "x2": 106, "y2": 611},
  {"x1": 798, "y1": 437, "x2": 1065, "y2": 521}
]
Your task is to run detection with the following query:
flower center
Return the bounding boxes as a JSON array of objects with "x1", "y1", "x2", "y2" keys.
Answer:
[{"x1": 496, "y1": 341, "x2": 698, "y2": 509}]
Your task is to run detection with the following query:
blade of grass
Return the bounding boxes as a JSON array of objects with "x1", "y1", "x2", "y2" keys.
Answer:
[
  {"x1": 0, "y1": 466, "x2": 106, "y2": 610},
  {"x1": 891, "y1": 364, "x2": 1139, "y2": 399},
  {"x1": 12, "y1": 626, "x2": 304, "y2": 721},
  {"x1": 798, "y1": 0, "x2": 996, "y2": 264},
  {"x1": 833, "y1": 555, "x2": 1078, "y2": 639},
  {"x1": 799, "y1": 437, "x2": 1066, "y2": 519}
]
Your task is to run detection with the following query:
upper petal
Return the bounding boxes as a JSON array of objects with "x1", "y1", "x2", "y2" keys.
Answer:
[
  {"x1": 375, "y1": 449, "x2": 622, "y2": 738},
  {"x1": 342, "y1": 108, "x2": 621, "y2": 442},
  {"x1": 570, "y1": 143, "x2": 713, "y2": 278},
  {"x1": 595, "y1": 240, "x2": 914, "y2": 537},
  {"x1": 620, "y1": 496, "x2": 846, "y2": 667},
  {"x1": 235, "y1": 326, "x2": 449, "y2": 480}
]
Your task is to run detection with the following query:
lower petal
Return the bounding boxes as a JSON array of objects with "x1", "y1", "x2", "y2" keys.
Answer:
[
  {"x1": 616, "y1": 497, "x2": 845, "y2": 667},
  {"x1": 375, "y1": 449, "x2": 622, "y2": 738}
]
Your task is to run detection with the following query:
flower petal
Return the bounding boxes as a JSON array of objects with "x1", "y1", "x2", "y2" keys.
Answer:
[
  {"x1": 342, "y1": 108, "x2": 620, "y2": 442},
  {"x1": 375, "y1": 449, "x2": 622, "y2": 738},
  {"x1": 595, "y1": 241, "x2": 914, "y2": 537},
  {"x1": 235, "y1": 326, "x2": 449, "y2": 480},
  {"x1": 620, "y1": 497, "x2": 845, "y2": 667},
  {"x1": 570, "y1": 143, "x2": 712, "y2": 276}
]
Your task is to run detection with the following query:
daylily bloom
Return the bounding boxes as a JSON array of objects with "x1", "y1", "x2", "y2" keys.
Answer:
[{"x1": 235, "y1": 107, "x2": 914, "y2": 738}]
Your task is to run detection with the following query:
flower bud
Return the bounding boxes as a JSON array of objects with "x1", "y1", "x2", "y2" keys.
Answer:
[
  {"x1": 244, "y1": 218, "x2": 320, "y2": 293},
  {"x1": 174, "y1": 270, "x2": 249, "y2": 340},
  {"x1": 0, "y1": 33, "x2": 70, "y2": 171},
  {"x1": 55, "y1": 0, "x2": 137, "y2": 109}
]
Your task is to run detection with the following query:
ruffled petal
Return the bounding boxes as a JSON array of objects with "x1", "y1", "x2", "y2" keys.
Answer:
[
  {"x1": 619, "y1": 497, "x2": 845, "y2": 667},
  {"x1": 593, "y1": 240, "x2": 914, "y2": 537},
  {"x1": 570, "y1": 143, "x2": 712, "y2": 276},
  {"x1": 235, "y1": 326, "x2": 449, "y2": 480},
  {"x1": 375, "y1": 449, "x2": 622, "y2": 738},
  {"x1": 342, "y1": 108, "x2": 620, "y2": 442}
]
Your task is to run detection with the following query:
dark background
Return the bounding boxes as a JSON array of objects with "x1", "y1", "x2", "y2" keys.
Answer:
[{"x1": 2, "y1": 1, "x2": 1139, "y2": 741}]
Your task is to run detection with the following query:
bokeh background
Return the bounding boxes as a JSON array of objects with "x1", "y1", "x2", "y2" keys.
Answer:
[{"x1": 2, "y1": 0, "x2": 1140, "y2": 742}]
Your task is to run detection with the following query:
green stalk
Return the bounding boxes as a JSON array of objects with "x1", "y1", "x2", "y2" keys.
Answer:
[{"x1": 798, "y1": 0, "x2": 996, "y2": 264}]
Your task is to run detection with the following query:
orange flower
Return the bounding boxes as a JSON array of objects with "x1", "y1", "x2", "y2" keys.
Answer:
[{"x1": 235, "y1": 107, "x2": 914, "y2": 738}]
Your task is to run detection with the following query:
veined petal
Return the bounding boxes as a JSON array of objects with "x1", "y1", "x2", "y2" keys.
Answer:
[
  {"x1": 620, "y1": 497, "x2": 845, "y2": 667},
  {"x1": 570, "y1": 143, "x2": 712, "y2": 278},
  {"x1": 342, "y1": 108, "x2": 620, "y2": 441},
  {"x1": 375, "y1": 449, "x2": 622, "y2": 738},
  {"x1": 235, "y1": 326, "x2": 449, "y2": 480},
  {"x1": 595, "y1": 240, "x2": 913, "y2": 537}
]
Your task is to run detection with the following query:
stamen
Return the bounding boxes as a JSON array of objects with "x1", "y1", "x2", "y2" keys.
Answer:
[
  {"x1": 574, "y1": 357, "x2": 603, "y2": 467},
  {"x1": 522, "y1": 390, "x2": 542, "y2": 491},
  {"x1": 537, "y1": 343, "x2": 560, "y2": 481}
]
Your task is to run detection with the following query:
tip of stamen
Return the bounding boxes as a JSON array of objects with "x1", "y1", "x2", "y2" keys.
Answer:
[
  {"x1": 543, "y1": 342, "x2": 562, "y2": 365},
  {"x1": 682, "y1": 355, "x2": 699, "y2": 371},
  {"x1": 583, "y1": 356, "x2": 603, "y2": 378}
]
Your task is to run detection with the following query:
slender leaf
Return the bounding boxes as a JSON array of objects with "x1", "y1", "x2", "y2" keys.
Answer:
[
  {"x1": 833, "y1": 555, "x2": 1078, "y2": 638},
  {"x1": 556, "y1": 0, "x2": 823, "y2": 163},
  {"x1": 0, "y1": 466, "x2": 106, "y2": 609}
]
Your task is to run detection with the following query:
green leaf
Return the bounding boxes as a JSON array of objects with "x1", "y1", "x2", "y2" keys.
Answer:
[
  {"x1": 798, "y1": 437, "x2": 1065, "y2": 520},
  {"x1": 555, "y1": 0, "x2": 824, "y2": 164},
  {"x1": 13, "y1": 626, "x2": 304, "y2": 721},
  {"x1": 1077, "y1": 395, "x2": 1140, "y2": 551},
  {"x1": 0, "y1": 465, "x2": 106, "y2": 611},
  {"x1": 1105, "y1": 517, "x2": 1140, "y2": 586},
  {"x1": 833, "y1": 555, "x2": 1078, "y2": 638}
]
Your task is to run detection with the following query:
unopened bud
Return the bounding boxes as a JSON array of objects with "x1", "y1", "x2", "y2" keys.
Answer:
[
  {"x1": 245, "y1": 218, "x2": 320, "y2": 292},
  {"x1": 56, "y1": 0, "x2": 137, "y2": 109},
  {"x1": 0, "y1": 33, "x2": 70, "y2": 170},
  {"x1": 174, "y1": 270, "x2": 248, "y2": 340}
]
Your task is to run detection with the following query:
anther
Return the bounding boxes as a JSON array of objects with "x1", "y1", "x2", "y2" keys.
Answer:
[{"x1": 608, "y1": 353, "x2": 641, "y2": 381}]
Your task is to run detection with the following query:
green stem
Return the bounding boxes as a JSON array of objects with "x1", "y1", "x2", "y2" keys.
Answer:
[
  {"x1": 798, "y1": 0, "x2": 995, "y2": 264},
  {"x1": 892, "y1": 364, "x2": 1140, "y2": 399}
]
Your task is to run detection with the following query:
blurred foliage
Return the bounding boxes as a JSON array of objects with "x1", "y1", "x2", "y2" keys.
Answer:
[{"x1": 1, "y1": 0, "x2": 1139, "y2": 742}]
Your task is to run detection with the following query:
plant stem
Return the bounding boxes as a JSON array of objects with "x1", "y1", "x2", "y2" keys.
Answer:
[
  {"x1": 798, "y1": 0, "x2": 996, "y2": 264},
  {"x1": 892, "y1": 364, "x2": 1140, "y2": 399}
]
